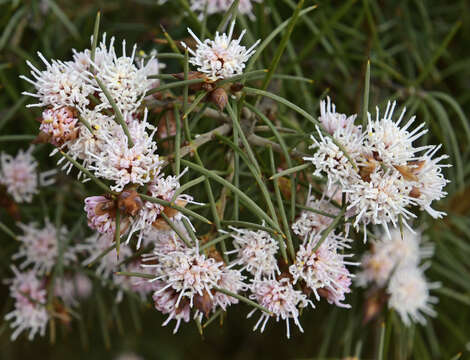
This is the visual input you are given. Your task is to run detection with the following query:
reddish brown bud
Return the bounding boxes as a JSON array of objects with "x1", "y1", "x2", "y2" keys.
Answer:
[
  {"x1": 209, "y1": 87, "x2": 228, "y2": 111},
  {"x1": 194, "y1": 289, "x2": 213, "y2": 318}
]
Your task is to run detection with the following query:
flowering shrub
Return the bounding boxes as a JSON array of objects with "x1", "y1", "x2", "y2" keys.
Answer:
[{"x1": 0, "y1": 1, "x2": 469, "y2": 359}]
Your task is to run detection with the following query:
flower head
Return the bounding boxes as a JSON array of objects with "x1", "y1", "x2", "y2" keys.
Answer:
[
  {"x1": 289, "y1": 233, "x2": 356, "y2": 307},
  {"x1": 248, "y1": 277, "x2": 311, "y2": 338},
  {"x1": 88, "y1": 35, "x2": 154, "y2": 113},
  {"x1": 182, "y1": 21, "x2": 260, "y2": 80},
  {"x1": 87, "y1": 109, "x2": 162, "y2": 192},
  {"x1": 357, "y1": 227, "x2": 434, "y2": 288},
  {"x1": 319, "y1": 97, "x2": 357, "y2": 135},
  {"x1": 189, "y1": 0, "x2": 262, "y2": 20},
  {"x1": 387, "y1": 266, "x2": 439, "y2": 326},
  {"x1": 5, "y1": 267, "x2": 49, "y2": 341},
  {"x1": 0, "y1": 147, "x2": 38, "y2": 203},
  {"x1": 20, "y1": 53, "x2": 94, "y2": 109},
  {"x1": 14, "y1": 219, "x2": 75, "y2": 275},
  {"x1": 292, "y1": 191, "x2": 339, "y2": 240},
  {"x1": 40, "y1": 107, "x2": 80, "y2": 147},
  {"x1": 145, "y1": 247, "x2": 224, "y2": 309},
  {"x1": 227, "y1": 227, "x2": 279, "y2": 278},
  {"x1": 152, "y1": 280, "x2": 191, "y2": 334}
]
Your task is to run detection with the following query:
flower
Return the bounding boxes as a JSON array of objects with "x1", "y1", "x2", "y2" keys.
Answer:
[
  {"x1": 292, "y1": 191, "x2": 339, "y2": 240},
  {"x1": 145, "y1": 247, "x2": 224, "y2": 309},
  {"x1": 248, "y1": 277, "x2": 312, "y2": 339},
  {"x1": 13, "y1": 219, "x2": 76, "y2": 275},
  {"x1": 87, "y1": 36, "x2": 154, "y2": 113},
  {"x1": 84, "y1": 195, "x2": 118, "y2": 234},
  {"x1": 364, "y1": 101, "x2": 428, "y2": 167},
  {"x1": 0, "y1": 147, "x2": 38, "y2": 203},
  {"x1": 387, "y1": 266, "x2": 439, "y2": 326},
  {"x1": 125, "y1": 173, "x2": 193, "y2": 248},
  {"x1": 79, "y1": 233, "x2": 133, "y2": 279},
  {"x1": 20, "y1": 53, "x2": 94, "y2": 110},
  {"x1": 345, "y1": 169, "x2": 417, "y2": 238},
  {"x1": 5, "y1": 267, "x2": 49, "y2": 341},
  {"x1": 40, "y1": 107, "x2": 80, "y2": 147},
  {"x1": 357, "y1": 227, "x2": 434, "y2": 288},
  {"x1": 319, "y1": 97, "x2": 357, "y2": 135},
  {"x1": 212, "y1": 268, "x2": 246, "y2": 311},
  {"x1": 86, "y1": 109, "x2": 162, "y2": 192},
  {"x1": 227, "y1": 227, "x2": 279, "y2": 278},
  {"x1": 189, "y1": 0, "x2": 262, "y2": 20},
  {"x1": 152, "y1": 280, "x2": 191, "y2": 334},
  {"x1": 410, "y1": 145, "x2": 450, "y2": 219},
  {"x1": 304, "y1": 122, "x2": 363, "y2": 190},
  {"x1": 182, "y1": 21, "x2": 260, "y2": 80},
  {"x1": 289, "y1": 233, "x2": 357, "y2": 307}
]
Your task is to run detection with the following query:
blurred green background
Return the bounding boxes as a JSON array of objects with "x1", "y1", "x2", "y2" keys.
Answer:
[{"x1": 1, "y1": 0, "x2": 470, "y2": 359}]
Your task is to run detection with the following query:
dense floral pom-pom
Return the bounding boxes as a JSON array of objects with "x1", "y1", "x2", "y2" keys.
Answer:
[
  {"x1": 248, "y1": 277, "x2": 312, "y2": 339},
  {"x1": 227, "y1": 227, "x2": 279, "y2": 278},
  {"x1": 182, "y1": 21, "x2": 260, "y2": 80},
  {"x1": 387, "y1": 266, "x2": 439, "y2": 326}
]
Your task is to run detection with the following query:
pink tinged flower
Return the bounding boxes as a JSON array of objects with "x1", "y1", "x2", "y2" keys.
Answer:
[
  {"x1": 144, "y1": 247, "x2": 224, "y2": 309},
  {"x1": 288, "y1": 233, "x2": 357, "y2": 307},
  {"x1": 226, "y1": 227, "x2": 279, "y2": 279},
  {"x1": 84, "y1": 195, "x2": 116, "y2": 234},
  {"x1": 40, "y1": 107, "x2": 79, "y2": 147},
  {"x1": 182, "y1": 21, "x2": 260, "y2": 80},
  {"x1": 152, "y1": 280, "x2": 191, "y2": 334},
  {"x1": 212, "y1": 269, "x2": 247, "y2": 311},
  {"x1": 319, "y1": 97, "x2": 357, "y2": 135},
  {"x1": 292, "y1": 195, "x2": 338, "y2": 240},
  {"x1": 13, "y1": 219, "x2": 74, "y2": 275},
  {"x1": 248, "y1": 278, "x2": 312, "y2": 339},
  {"x1": 5, "y1": 267, "x2": 49, "y2": 341},
  {"x1": 0, "y1": 147, "x2": 38, "y2": 203}
]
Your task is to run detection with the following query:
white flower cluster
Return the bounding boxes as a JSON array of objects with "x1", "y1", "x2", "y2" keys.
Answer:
[
  {"x1": 305, "y1": 98, "x2": 450, "y2": 239},
  {"x1": 21, "y1": 35, "x2": 163, "y2": 192},
  {"x1": 183, "y1": 21, "x2": 260, "y2": 80},
  {"x1": 357, "y1": 227, "x2": 439, "y2": 325},
  {"x1": 21, "y1": 35, "x2": 198, "y2": 250}
]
